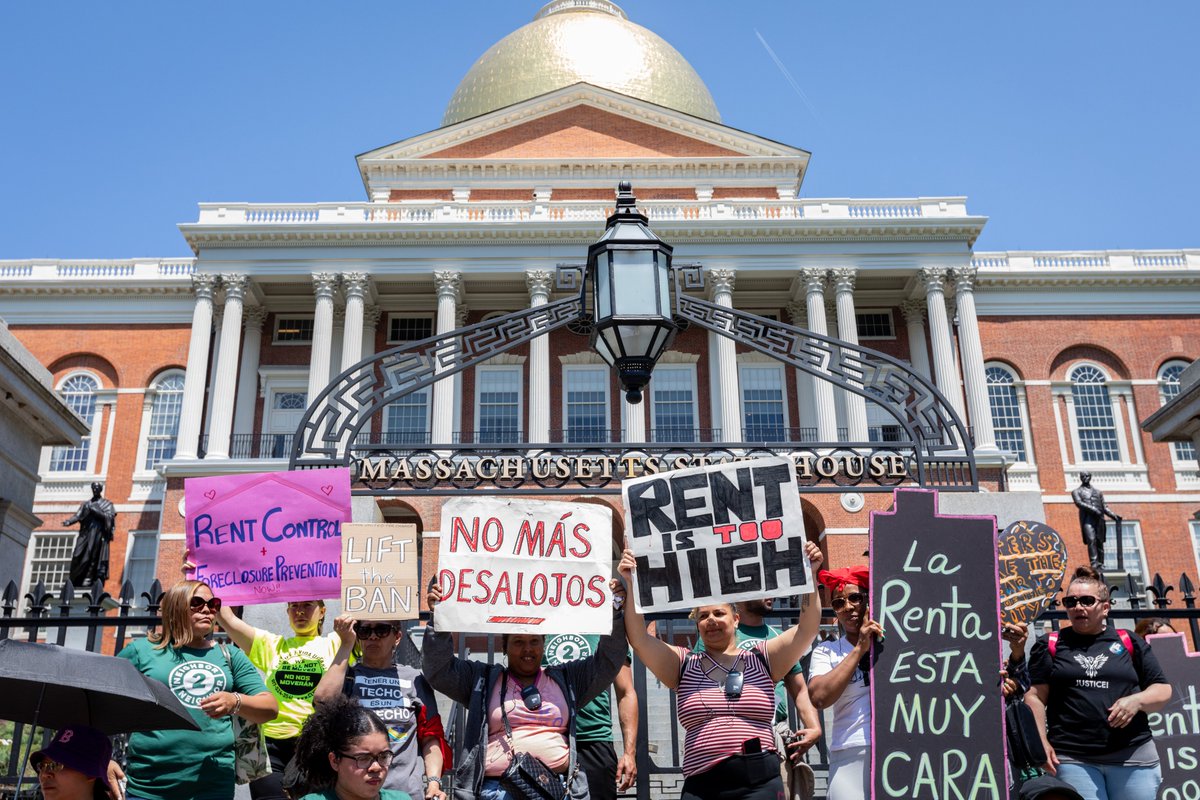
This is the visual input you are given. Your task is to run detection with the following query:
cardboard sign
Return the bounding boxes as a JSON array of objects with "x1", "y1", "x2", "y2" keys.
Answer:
[
  {"x1": 1146, "y1": 633, "x2": 1200, "y2": 800},
  {"x1": 997, "y1": 520, "x2": 1068, "y2": 627},
  {"x1": 341, "y1": 523, "x2": 419, "y2": 620},
  {"x1": 869, "y1": 489, "x2": 1005, "y2": 800},
  {"x1": 435, "y1": 497, "x2": 613, "y2": 634},
  {"x1": 185, "y1": 468, "x2": 351, "y2": 605},
  {"x1": 622, "y1": 456, "x2": 811, "y2": 613}
]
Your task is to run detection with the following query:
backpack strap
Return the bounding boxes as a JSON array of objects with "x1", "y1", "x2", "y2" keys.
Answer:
[
  {"x1": 1117, "y1": 629, "x2": 1132, "y2": 653},
  {"x1": 1048, "y1": 631, "x2": 1058, "y2": 657}
]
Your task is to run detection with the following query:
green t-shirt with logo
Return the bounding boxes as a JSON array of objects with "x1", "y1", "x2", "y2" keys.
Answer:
[
  {"x1": 118, "y1": 637, "x2": 268, "y2": 800},
  {"x1": 297, "y1": 790, "x2": 411, "y2": 800},
  {"x1": 543, "y1": 633, "x2": 628, "y2": 743},
  {"x1": 249, "y1": 629, "x2": 341, "y2": 739},
  {"x1": 692, "y1": 622, "x2": 803, "y2": 723}
]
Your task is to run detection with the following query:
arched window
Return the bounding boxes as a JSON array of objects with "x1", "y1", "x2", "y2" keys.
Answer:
[
  {"x1": 1070, "y1": 364, "x2": 1120, "y2": 462},
  {"x1": 144, "y1": 372, "x2": 186, "y2": 468},
  {"x1": 50, "y1": 373, "x2": 99, "y2": 472},
  {"x1": 1159, "y1": 361, "x2": 1198, "y2": 462},
  {"x1": 986, "y1": 366, "x2": 1026, "y2": 461}
]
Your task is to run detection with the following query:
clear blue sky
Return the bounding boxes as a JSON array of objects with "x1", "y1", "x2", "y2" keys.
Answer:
[{"x1": 1, "y1": 1, "x2": 1196, "y2": 258}]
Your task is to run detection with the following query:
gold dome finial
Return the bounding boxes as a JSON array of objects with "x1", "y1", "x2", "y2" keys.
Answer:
[{"x1": 443, "y1": 2, "x2": 720, "y2": 126}]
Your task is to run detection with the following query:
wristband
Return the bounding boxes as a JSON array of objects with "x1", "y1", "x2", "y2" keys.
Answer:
[
  {"x1": 230, "y1": 692, "x2": 242, "y2": 716},
  {"x1": 423, "y1": 775, "x2": 442, "y2": 787}
]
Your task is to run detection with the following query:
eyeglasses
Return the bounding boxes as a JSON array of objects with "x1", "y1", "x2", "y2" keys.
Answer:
[
  {"x1": 520, "y1": 683, "x2": 543, "y2": 711},
  {"x1": 34, "y1": 760, "x2": 65, "y2": 775},
  {"x1": 189, "y1": 596, "x2": 223, "y2": 612},
  {"x1": 724, "y1": 670, "x2": 744, "y2": 700},
  {"x1": 337, "y1": 751, "x2": 392, "y2": 770},
  {"x1": 1062, "y1": 595, "x2": 1100, "y2": 609},
  {"x1": 830, "y1": 592, "x2": 867, "y2": 611},
  {"x1": 354, "y1": 623, "x2": 396, "y2": 640}
]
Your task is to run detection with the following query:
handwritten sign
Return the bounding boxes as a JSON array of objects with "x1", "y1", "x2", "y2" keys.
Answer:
[
  {"x1": 1147, "y1": 633, "x2": 1200, "y2": 800},
  {"x1": 435, "y1": 497, "x2": 613, "y2": 634},
  {"x1": 869, "y1": 489, "x2": 1004, "y2": 800},
  {"x1": 622, "y1": 456, "x2": 811, "y2": 613},
  {"x1": 185, "y1": 468, "x2": 350, "y2": 605},
  {"x1": 997, "y1": 520, "x2": 1068, "y2": 627},
  {"x1": 342, "y1": 523, "x2": 419, "y2": 620}
]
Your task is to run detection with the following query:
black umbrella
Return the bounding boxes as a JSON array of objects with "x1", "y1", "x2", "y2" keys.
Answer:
[{"x1": 0, "y1": 639, "x2": 199, "y2": 734}]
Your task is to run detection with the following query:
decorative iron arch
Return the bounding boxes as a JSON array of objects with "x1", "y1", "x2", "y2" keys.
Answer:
[{"x1": 290, "y1": 267, "x2": 976, "y2": 494}]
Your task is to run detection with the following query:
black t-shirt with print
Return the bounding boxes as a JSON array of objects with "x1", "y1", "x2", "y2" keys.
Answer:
[{"x1": 1028, "y1": 626, "x2": 1167, "y2": 759}]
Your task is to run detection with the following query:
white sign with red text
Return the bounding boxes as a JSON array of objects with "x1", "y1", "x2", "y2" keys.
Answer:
[{"x1": 435, "y1": 497, "x2": 614, "y2": 634}]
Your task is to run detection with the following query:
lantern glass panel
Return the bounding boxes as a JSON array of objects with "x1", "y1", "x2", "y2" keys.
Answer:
[
  {"x1": 598, "y1": 327, "x2": 623, "y2": 362},
  {"x1": 657, "y1": 262, "x2": 672, "y2": 317},
  {"x1": 594, "y1": 254, "x2": 612, "y2": 319},
  {"x1": 617, "y1": 324, "x2": 658, "y2": 358},
  {"x1": 610, "y1": 250, "x2": 659, "y2": 316}
]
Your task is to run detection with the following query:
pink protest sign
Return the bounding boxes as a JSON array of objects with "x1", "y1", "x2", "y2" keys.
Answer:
[{"x1": 185, "y1": 468, "x2": 351, "y2": 605}]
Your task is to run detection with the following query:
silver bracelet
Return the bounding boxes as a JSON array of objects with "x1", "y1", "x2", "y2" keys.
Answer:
[{"x1": 230, "y1": 692, "x2": 242, "y2": 716}]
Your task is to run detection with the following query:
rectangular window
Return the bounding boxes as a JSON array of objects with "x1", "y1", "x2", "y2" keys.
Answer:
[
  {"x1": 384, "y1": 388, "x2": 430, "y2": 445},
  {"x1": 274, "y1": 317, "x2": 314, "y2": 343},
  {"x1": 564, "y1": 367, "x2": 609, "y2": 443},
  {"x1": 27, "y1": 532, "x2": 76, "y2": 591},
  {"x1": 1073, "y1": 383, "x2": 1121, "y2": 462},
  {"x1": 856, "y1": 311, "x2": 894, "y2": 339},
  {"x1": 476, "y1": 367, "x2": 522, "y2": 444},
  {"x1": 124, "y1": 531, "x2": 159, "y2": 603},
  {"x1": 1106, "y1": 520, "x2": 1147, "y2": 587},
  {"x1": 651, "y1": 366, "x2": 698, "y2": 442},
  {"x1": 740, "y1": 365, "x2": 786, "y2": 442},
  {"x1": 988, "y1": 385, "x2": 1027, "y2": 462},
  {"x1": 388, "y1": 316, "x2": 434, "y2": 343}
]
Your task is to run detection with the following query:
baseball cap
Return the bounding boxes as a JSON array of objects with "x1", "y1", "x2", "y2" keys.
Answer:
[
  {"x1": 1017, "y1": 775, "x2": 1084, "y2": 800},
  {"x1": 30, "y1": 725, "x2": 112, "y2": 791}
]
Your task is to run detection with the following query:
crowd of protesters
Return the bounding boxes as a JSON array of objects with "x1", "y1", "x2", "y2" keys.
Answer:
[{"x1": 22, "y1": 544, "x2": 1180, "y2": 800}]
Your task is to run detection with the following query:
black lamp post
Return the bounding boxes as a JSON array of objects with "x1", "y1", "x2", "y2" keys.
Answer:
[{"x1": 587, "y1": 182, "x2": 679, "y2": 404}]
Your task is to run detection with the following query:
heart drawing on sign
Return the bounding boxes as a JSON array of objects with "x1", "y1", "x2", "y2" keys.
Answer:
[
  {"x1": 204, "y1": 490, "x2": 217, "y2": 500},
  {"x1": 321, "y1": 485, "x2": 333, "y2": 496},
  {"x1": 997, "y1": 520, "x2": 1068, "y2": 627}
]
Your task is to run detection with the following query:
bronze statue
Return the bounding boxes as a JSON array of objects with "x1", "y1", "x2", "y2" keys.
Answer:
[
  {"x1": 1071, "y1": 472, "x2": 1121, "y2": 572},
  {"x1": 65, "y1": 481, "x2": 116, "y2": 587}
]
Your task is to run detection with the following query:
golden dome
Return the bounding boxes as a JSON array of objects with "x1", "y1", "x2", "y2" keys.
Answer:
[{"x1": 443, "y1": 0, "x2": 720, "y2": 126}]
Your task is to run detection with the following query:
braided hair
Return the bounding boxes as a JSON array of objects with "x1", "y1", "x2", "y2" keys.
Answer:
[{"x1": 283, "y1": 694, "x2": 389, "y2": 796}]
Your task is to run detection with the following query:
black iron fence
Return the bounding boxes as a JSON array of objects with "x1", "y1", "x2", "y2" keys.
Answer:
[{"x1": 4, "y1": 573, "x2": 1200, "y2": 799}]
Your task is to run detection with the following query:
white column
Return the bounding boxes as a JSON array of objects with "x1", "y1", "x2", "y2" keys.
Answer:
[
  {"x1": 361, "y1": 304, "x2": 381, "y2": 438},
  {"x1": 953, "y1": 268, "x2": 997, "y2": 452},
  {"x1": 306, "y1": 273, "x2": 339, "y2": 410},
  {"x1": 453, "y1": 304, "x2": 469, "y2": 439},
  {"x1": 622, "y1": 395, "x2": 647, "y2": 443},
  {"x1": 900, "y1": 300, "x2": 932, "y2": 381},
  {"x1": 175, "y1": 274, "x2": 219, "y2": 460},
  {"x1": 526, "y1": 270, "x2": 553, "y2": 443},
  {"x1": 921, "y1": 268, "x2": 968, "y2": 438},
  {"x1": 233, "y1": 306, "x2": 266, "y2": 439},
  {"x1": 799, "y1": 269, "x2": 838, "y2": 441},
  {"x1": 340, "y1": 273, "x2": 369, "y2": 378},
  {"x1": 431, "y1": 271, "x2": 462, "y2": 444},
  {"x1": 205, "y1": 275, "x2": 248, "y2": 459},
  {"x1": 709, "y1": 269, "x2": 742, "y2": 441},
  {"x1": 202, "y1": 307, "x2": 222, "y2": 441},
  {"x1": 832, "y1": 268, "x2": 869, "y2": 441},
  {"x1": 787, "y1": 301, "x2": 817, "y2": 437}
]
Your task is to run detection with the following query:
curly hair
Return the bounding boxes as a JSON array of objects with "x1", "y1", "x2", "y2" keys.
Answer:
[{"x1": 283, "y1": 694, "x2": 389, "y2": 796}]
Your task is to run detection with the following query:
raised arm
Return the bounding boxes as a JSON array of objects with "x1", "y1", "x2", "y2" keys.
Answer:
[
  {"x1": 617, "y1": 546, "x2": 683, "y2": 689},
  {"x1": 214, "y1": 602, "x2": 260, "y2": 653},
  {"x1": 764, "y1": 541, "x2": 824, "y2": 681},
  {"x1": 421, "y1": 583, "x2": 489, "y2": 706},
  {"x1": 314, "y1": 614, "x2": 356, "y2": 705}
]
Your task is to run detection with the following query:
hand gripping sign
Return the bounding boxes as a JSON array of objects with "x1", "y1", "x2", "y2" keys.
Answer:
[
  {"x1": 435, "y1": 497, "x2": 614, "y2": 634},
  {"x1": 622, "y1": 456, "x2": 813, "y2": 613},
  {"x1": 185, "y1": 468, "x2": 351, "y2": 605}
]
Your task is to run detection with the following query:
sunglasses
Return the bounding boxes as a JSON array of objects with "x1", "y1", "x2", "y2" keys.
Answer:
[
  {"x1": 520, "y1": 683, "x2": 543, "y2": 711},
  {"x1": 1062, "y1": 595, "x2": 1100, "y2": 609},
  {"x1": 189, "y1": 596, "x2": 222, "y2": 612},
  {"x1": 354, "y1": 623, "x2": 396, "y2": 640},
  {"x1": 338, "y1": 751, "x2": 392, "y2": 770},
  {"x1": 34, "y1": 760, "x2": 66, "y2": 775},
  {"x1": 830, "y1": 592, "x2": 867, "y2": 611}
]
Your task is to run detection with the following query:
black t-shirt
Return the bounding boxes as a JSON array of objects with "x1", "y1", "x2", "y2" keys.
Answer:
[{"x1": 1028, "y1": 627, "x2": 1167, "y2": 759}]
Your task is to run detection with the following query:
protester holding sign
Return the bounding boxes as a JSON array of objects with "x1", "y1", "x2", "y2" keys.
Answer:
[
  {"x1": 1025, "y1": 565, "x2": 1172, "y2": 800},
  {"x1": 314, "y1": 615, "x2": 447, "y2": 800},
  {"x1": 618, "y1": 541, "x2": 823, "y2": 800},
  {"x1": 806, "y1": 565, "x2": 879, "y2": 800},
  {"x1": 212, "y1": 598, "x2": 341, "y2": 800},
  {"x1": 423, "y1": 580, "x2": 629, "y2": 800},
  {"x1": 288, "y1": 694, "x2": 412, "y2": 800},
  {"x1": 117, "y1": 580, "x2": 278, "y2": 800}
]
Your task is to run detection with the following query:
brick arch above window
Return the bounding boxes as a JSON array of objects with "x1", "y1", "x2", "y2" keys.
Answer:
[
  {"x1": 1049, "y1": 345, "x2": 1129, "y2": 382},
  {"x1": 138, "y1": 363, "x2": 187, "y2": 389},
  {"x1": 48, "y1": 354, "x2": 119, "y2": 389}
]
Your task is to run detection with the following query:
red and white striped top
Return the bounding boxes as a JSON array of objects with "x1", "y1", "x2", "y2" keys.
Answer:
[{"x1": 674, "y1": 640, "x2": 777, "y2": 777}]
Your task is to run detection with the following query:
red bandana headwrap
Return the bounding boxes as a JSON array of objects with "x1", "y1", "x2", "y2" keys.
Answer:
[{"x1": 817, "y1": 566, "x2": 870, "y2": 594}]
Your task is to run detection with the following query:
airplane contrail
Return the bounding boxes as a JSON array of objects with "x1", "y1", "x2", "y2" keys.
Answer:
[{"x1": 755, "y1": 29, "x2": 823, "y2": 126}]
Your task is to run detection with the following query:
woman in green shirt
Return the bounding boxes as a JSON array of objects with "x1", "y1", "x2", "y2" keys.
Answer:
[{"x1": 289, "y1": 694, "x2": 412, "y2": 800}]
